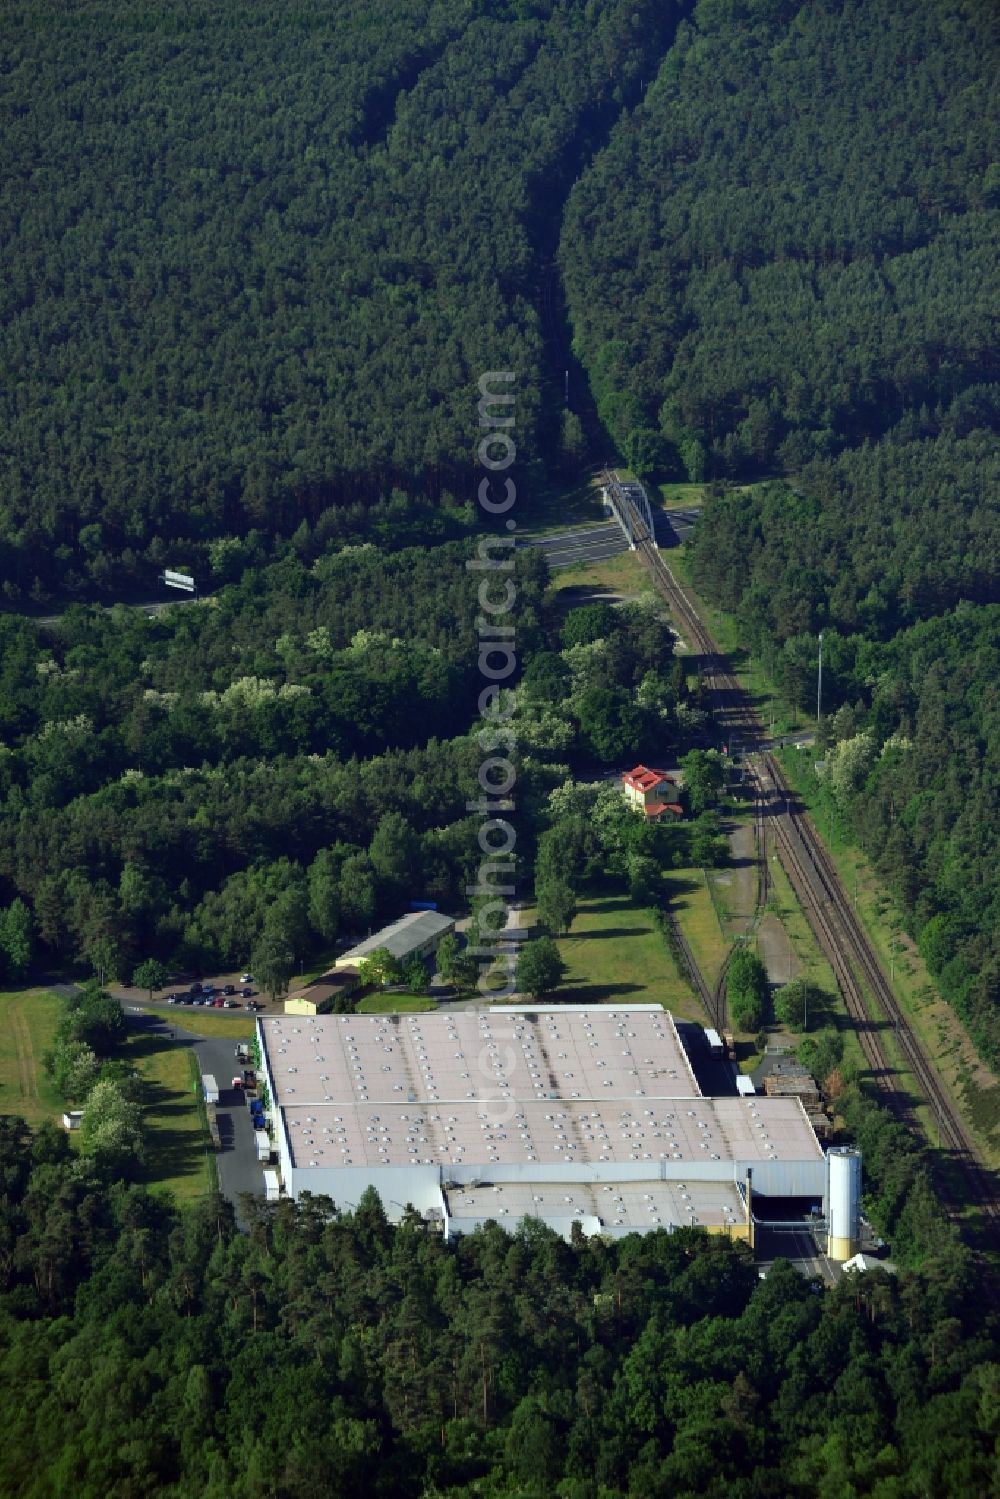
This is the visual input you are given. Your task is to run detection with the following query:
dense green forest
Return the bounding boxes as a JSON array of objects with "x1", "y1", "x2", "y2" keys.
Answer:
[
  {"x1": 0, "y1": 545, "x2": 697, "y2": 982},
  {"x1": 560, "y1": 0, "x2": 998, "y2": 479},
  {"x1": 1, "y1": 0, "x2": 683, "y2": 597},
  {"x1": 559, "y1": 0, "x2": 1000, "y2": 1069},
  {"x1": 2, "y1": 0, "x2": 999, "y2": 1488},
  {"x1": 0, "y1": 543, "x2": 539, "y2": 977},
  {"x1": 0, "y1": 1116, "x2": 996, "y2": 1499},
  {"x1": 694, "y1": 473, "x2": 1000, "y2": 1064}
]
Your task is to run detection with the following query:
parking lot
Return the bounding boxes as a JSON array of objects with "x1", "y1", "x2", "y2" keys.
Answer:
[
  {"x1": 163, "y1": 978, "x2": 260, "y2": 1013},
  {"x1": 114, "y1": 969, "x2": 275, "y2": 1017}
]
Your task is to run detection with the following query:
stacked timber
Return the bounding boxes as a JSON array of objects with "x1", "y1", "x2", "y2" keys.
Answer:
[{"x1": 763, "y1": 1071, "x2": 821, "y2": 1109}]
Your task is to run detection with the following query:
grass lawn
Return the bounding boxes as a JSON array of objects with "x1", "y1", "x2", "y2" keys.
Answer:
[
  {"x1": 548, "y1": 547, "x2": 651, "y2": 601},
  {"x1": 655, "y1": 482, "x2": 708, "y2": 508},
  {"x1": 524, "y1": 890, "x2": 706, "y2": 1021},
  {"x1": 764, "y1": 852, "x2": 840, "y2": 1002},
  {"x1": 356, "y1": 992, "x2": 437, "y2": 1013},
  {"x1": 0, "y1": 990, "x2": 216, "y2": 1202},
  {"x1": 668, "y1": 868, "x2": 731, "y2": 996},
  {"x1": 753, "y1": 850, "x2": 869, "y2": 1078},
  {"x1": 128, "y1": 1035, "x2": 216, "y2": 1203},
  {"x1": 777, "y1": 750, "x2": 1000, "y2": 1169},
  {"x1": 141, "y1": 1006, "x2": 254, "y2": 1040},
  {"x1": 0, "y1": 988, "x2": 66, "y2": 1128}
]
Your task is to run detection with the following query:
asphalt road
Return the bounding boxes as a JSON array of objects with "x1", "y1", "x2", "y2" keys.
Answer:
[
  {"x1": 197, "y1": 1030, "x2": 265, "y2": 1218},
  {"x1": 104, "y1": 999, "x2": 266, "y2": 1218},
  {"x1": 521, "y1": 522, "x2": 629, "y2": 569},
  {"x1": 676, "y1": 1022, "x2": 737, "y2": 1096},
  {"x1": 660, "y1": 507, "x2": 699, "y2": 544},
  {"x1": 520, "y1": 507, "x2": 697, "y2": 570},
  {"x1": 755, "y1": 1222, "x2": 840, "y2": 1285}
]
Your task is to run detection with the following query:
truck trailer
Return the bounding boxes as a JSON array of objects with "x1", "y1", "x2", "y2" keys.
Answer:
[
  {"x1": 255, "y1": 1130, "x2": 272, "y2": 1163},
  {"x1": 263, "y1": 1169, "x2": 280, "y2": 1202},
  {"x1": 202, "y1": 1074, "x2": 219, "y2": 1105}
]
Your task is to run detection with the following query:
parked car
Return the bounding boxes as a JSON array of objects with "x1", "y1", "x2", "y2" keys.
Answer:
[
  {"x1": 241, "y1": 973, "x2": 253, "y2": 983},
  {"x1": 231, "y1": 1076, "x2": 243, "y2": 1090},
  {"x1": 166, "y1": 996, "x2": 177, "y2": 1005},
  {"x1": 245, "y1": 1001, "x2": 261, "y2": 1011},
  {"x1": 224, "y1": 999, "x2": 239, "y2": 1009},
  {"x1": 241, "y1": 987, "x2": 253, "y2": 997},
  {"x1": 213, "y1": 996, "x2": 225, "y2": 1008},
  {"x1": 223, "y1": 984, "x2": 235, "y2": 995}
]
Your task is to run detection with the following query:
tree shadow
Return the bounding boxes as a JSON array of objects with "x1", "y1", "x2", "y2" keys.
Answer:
[
  {"x1": 578, "y1": 925, "x2": 650, "y2": 940},
  {"x1": 142, "y1": 1080, "x2": 195, "y2": 1117},
  {"x1": 575, "y1": 895, "x2": 635, "y2": 914},
  {"x1": 558, "y1": 982, "x2": 647, "y2": 1001},
  {"x1": 123, "y1": 1029, "x2": 186, "y2": 1062},
  {"x1": 138, "y1": 1092, "x2": 208, "y2": 1186}
]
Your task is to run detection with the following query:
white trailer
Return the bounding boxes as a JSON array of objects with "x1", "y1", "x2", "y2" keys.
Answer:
[
  {"x1": 704, "y1": 1027, "x2": 724, "y2": 1057},
  {"x1": 263, "y1": 1168, "x2": 280, "y2": 1202},
  {"x1": 202, "y1": 1074, "x2": 219, "y2": 1105},
  {"x1": 736, "y1": 1074, "x2": 756, "y2": 1096},
  {"x1": 255, "y1": 1130, "x2": 272, "y2": 1163}
]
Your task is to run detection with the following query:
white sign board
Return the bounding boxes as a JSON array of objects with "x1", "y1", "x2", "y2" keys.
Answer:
[{"x1": 162, "y1": 569, "x2": 195, "y2": 592}]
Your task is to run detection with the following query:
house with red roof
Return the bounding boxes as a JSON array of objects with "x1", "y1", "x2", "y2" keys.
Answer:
[{"x1": 622, "y1": 764, "x2": 683, "y2": 820}]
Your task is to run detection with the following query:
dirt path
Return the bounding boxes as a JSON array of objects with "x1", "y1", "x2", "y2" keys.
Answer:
[
  {"x1": 708, "y1": 816, "x2": 758, "y2": 941},
  {"x1": 756, "y1": 911, "x2": 801, "y2": 989}
]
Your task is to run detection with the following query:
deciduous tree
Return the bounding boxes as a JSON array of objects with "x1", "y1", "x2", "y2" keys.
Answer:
[{"x1": 516, "y1": 937, "x2": 566, "y2": 999}]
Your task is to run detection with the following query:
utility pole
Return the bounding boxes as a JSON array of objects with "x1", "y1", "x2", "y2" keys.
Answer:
[{"x1": 816, "y1": 630, "x2": 824, "y2": 727}]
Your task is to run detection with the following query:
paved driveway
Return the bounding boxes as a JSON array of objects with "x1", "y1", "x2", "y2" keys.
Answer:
[
  {"x1": 119, "y1": 1007, "x2": 265, "y2": 1221},
  {"x1": 183, "y1": 1024, "x2": 264, "y2": 1219},
  {"x1": 53, "y1": 989, "x2": 266, "y2": 1222}
]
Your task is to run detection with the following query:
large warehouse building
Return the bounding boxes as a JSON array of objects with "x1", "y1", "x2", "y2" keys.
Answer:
[{"x1": 256, "y1": 1005, "x2": 829, "y2": 1241}]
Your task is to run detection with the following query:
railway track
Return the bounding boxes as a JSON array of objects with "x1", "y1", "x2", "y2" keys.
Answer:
[
  {"x1": 602, "y1": 470, "x2": 999, "y2": 1234},
  {"x1": 668, "y1": 911, "x2": 721, "y2": 1029}
]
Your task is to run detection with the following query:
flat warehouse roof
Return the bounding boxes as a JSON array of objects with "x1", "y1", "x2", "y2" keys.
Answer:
[
  {"x1": 260, "y1": 1006, "x2": 701, "y2": 1109},
  {"x1": 280, "y1": 1094, "x2": 821, "y2": 1170},
  {"x1": 444, "y1": 1179, "x2": 747, "y2": 1233},
  {"x1": 259, "y1": 1008, "x2": 823, "y2": 1179},
  {"x1": 336, "y1": 910, "x2": 454, "y2": 965}
]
